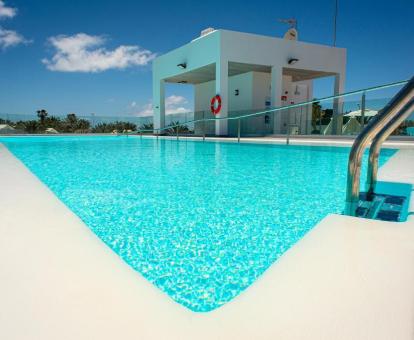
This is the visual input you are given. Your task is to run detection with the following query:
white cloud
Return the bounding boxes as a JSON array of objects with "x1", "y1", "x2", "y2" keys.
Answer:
[
  {"x1": 165, "y1": 95, "x2": 190, "y2": 114},
  {"x1": 166, "y1": 95, "x2": 187, "y2": 107},
  {"x1": 168, "y1": 107, "x2": 189, "y2": 114},
  {"x1": 0, "y1": 27, "x2": 28, "y2": 49},
  {"x1": 0, "y1": 1, "x2": 16, "y2": 19},
  {"x1": 42, "y1": 33, "x2": 156, "y2": 72},
  {"x1": 137, "y1": 102, "x2": 153, "y2": 117},
  {"x1": 0, "y1": 1, "x2": 30, "y2": 50},
  {"x1": 135, "y1": 95, "x2": 191, "y2": 117}
]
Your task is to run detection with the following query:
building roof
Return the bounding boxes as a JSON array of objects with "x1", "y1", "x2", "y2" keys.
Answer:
[
  {"x1": 0, "y1": 124, "x2": 15, "y2": 130},
  {"x1": 153, "y1": 29, "x2": 346, "y2": 85}
]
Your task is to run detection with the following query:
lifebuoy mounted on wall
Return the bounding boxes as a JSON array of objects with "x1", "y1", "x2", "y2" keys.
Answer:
[{"x1": 210, "y1": 95, "x2": 222, "y2": 115}]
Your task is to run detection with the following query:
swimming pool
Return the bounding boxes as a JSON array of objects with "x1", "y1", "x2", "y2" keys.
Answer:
[{"x1": 0, "y1": 136, "x2": 395, "y2": 312}]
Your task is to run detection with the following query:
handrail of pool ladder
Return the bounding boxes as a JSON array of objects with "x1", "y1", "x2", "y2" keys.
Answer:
[
  {"x1": 130, "y1": 80, "x2": 409, "y2": 139},
  {"x1": 344, "y1": 76, "x2": 414, "y2": 216},
  {"x1": 365, "y1": 97, "x2": 414, "y2": 197}
]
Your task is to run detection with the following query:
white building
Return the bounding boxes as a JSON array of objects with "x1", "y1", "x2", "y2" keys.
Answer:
[
  {"x1": 0, "y1": 124, "x2": 16, "y2": 134},
  {"x1": 152, "y1": 29, "x2": 346, "y2": 136}
]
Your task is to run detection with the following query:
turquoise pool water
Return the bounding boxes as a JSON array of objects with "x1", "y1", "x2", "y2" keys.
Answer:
[{"x1": 1, "y1": 136, "x2": 395, "y2": 312}]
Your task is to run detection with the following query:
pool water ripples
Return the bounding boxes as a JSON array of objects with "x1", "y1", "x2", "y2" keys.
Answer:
[{"x1": 1, "y1": 136, "x2": 395, "y2": 312}]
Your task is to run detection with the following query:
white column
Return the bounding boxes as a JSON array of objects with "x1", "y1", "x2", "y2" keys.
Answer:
[
  {"x1": 271, "y1": 66, "x2": 283, "y2": 134},
  {"x1": 306, "y1": 80, "x2": 314, "y2": 134},
  {"x1": 332, "y1": 73, "x2": 345, "y2": 135},
  {"x1": 215, "y1": 59, "x2": 228, "y2": 136},
  {"x1": 153, "y1": 78, "x2": 165, "y2": 133}
]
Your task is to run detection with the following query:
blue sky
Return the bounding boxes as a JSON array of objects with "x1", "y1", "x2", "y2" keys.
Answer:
[{"x1": 0, "y1": 0, "x2": 413, "y2": 118}]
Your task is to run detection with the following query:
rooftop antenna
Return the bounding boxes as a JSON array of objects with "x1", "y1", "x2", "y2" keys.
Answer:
[
  {"x1": 278, "y1": 18, "x2": 298, "y2": 40},
  {"x1": 278, "y1": 18, "x2": 297, "y2": 29}
]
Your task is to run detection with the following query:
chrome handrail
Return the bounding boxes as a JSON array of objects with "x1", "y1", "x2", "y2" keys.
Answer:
[
  {"x1": 366, "y1": 96, "x2": 414, "y2": 197},
  {"x1": 345, "y1": 76, "x2": 414, "y2": 216}
]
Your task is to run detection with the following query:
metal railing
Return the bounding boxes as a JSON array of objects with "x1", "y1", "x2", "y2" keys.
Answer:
[
  {"x1": 131, "y1": 79, "x2": 410, "y2": 140},
  {"x1": 2, "y1": 80, "x2": 411, "y2": 137},
  {"x1": 344, "y1": 76, "x2": 414, "y2": 216}
]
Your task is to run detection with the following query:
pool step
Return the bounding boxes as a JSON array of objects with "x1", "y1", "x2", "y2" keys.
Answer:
[{"x1": 356, "y1": 192, "x2": 407, "y2": 222}]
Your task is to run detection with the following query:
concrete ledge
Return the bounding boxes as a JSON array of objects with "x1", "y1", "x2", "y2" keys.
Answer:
[
  {"x1": 143, "y1": 134, "x2": 414, "y2": 148},
  {"x1": 2, "y1": 133, "x2": 414, "y2": 149},
  {"x1": 1, "y1": 143, "x2": 414, "y2": 339}
]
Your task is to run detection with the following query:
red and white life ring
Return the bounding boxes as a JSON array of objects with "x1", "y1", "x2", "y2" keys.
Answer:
[{"x1": 210, "y1": 95, "x2": 222, "y2": 115}]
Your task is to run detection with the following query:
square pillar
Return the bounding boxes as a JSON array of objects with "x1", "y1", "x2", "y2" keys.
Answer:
[
  {"x1": 271, "y1": 66, "x2": 283, "y2": 134},
  {"x1": 153, "y1": 78, "x2": 165, "y2": 133},
  {"x1": 332, "y1": 73, "x2": 345, "y2": 135},
  {"x1": 215, "y1": 59, "x2": 228, "y2": 136},
  {"x1": 305, "y1": 80, "x2": 314, "y2": 134}
]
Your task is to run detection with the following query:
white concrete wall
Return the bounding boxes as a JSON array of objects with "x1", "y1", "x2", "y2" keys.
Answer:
[
  {"x1": 194, "y1": 71, "x2": 268, "y2": 136},
  {"x1": 194, "y1": 72, "x2": 254, "y2": 113},
  {"x1": 152, "y1": 31, "x2": 221, "y2": 133},
  {"x1": 220, "y1": 30, "x2": 346, "y2": 134},
  {"x1": 229, "y1": 73, "x2": 254, "y2": 111},
  {"x1": 278, "y1": 76, "x2": 313, "y2": 134},
  {"x1": 194, "y1": 72, "x2": 254, "y2": 135},
  {"x1": 252, "y1": 72, "x2": 271, "y2": 109},
  {"x1": 194, "y1": 71, "x2": 313, "y2": 136},
  {"x1": 220, "y1": 30, "x2": 346, "y2": 75},
  {"x1": 153, "y1": 29, "x2": 346, "y2": 135}
]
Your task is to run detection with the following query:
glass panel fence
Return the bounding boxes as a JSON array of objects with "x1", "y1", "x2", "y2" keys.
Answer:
[
  {"x1": 164, "y1": 112, "x2": 195, "y2": 136},
  {"x1": 230, "y1": 80, "x2": 412, "y2": 139},
  {"x1": 1, "y1": 80, "x2": 412, "y2": 137}
]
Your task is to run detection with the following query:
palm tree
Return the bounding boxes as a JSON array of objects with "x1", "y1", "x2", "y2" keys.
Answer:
[
  {"x1": 66, "y1": 113, "x2": 77, "y2": 124},
  {"x1": 77, "y1": 118, "x2": 91, "y2": 133},
  {"x1": 24, "y1": 120, "x2": 39, "y2": 133},
  {"x1": 167, "y1": 121, "x2": 190, "y2": 134},
  {"x1": 36, "y1": 109, "x2": 48, "y2": 125},
  {"x1": 311, "y1": 101, "x2": 323, "y2": 132}
]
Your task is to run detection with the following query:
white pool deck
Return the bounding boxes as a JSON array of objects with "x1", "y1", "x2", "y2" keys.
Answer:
[{"x1": 1, "y1": 138, "x2": 414, "y2": 340}]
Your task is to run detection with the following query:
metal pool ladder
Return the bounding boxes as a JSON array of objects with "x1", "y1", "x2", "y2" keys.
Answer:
[{"x1": 345, "y1": 76, "x2": 414, "y2": 218}]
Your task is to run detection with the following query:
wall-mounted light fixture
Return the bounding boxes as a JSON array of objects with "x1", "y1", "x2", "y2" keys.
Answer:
[
  {"x1": 177, "y1": 63, "x2": 187, "y2": 69},
  {"x1": 287, "y1": 58, "x2": 299, "y2": 65},
  {"x1": 235, "y1": 89, "x2": 239, "y2": 96}
]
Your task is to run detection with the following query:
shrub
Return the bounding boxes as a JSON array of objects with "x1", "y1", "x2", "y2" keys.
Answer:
[{"x1": 91, "y1": 121, "x2": 137, "y2": 133}]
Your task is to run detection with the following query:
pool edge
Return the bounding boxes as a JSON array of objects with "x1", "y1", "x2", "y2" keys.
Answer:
[{"x1": 1, "y1": 143, "x2": 414, "y2": 340}]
